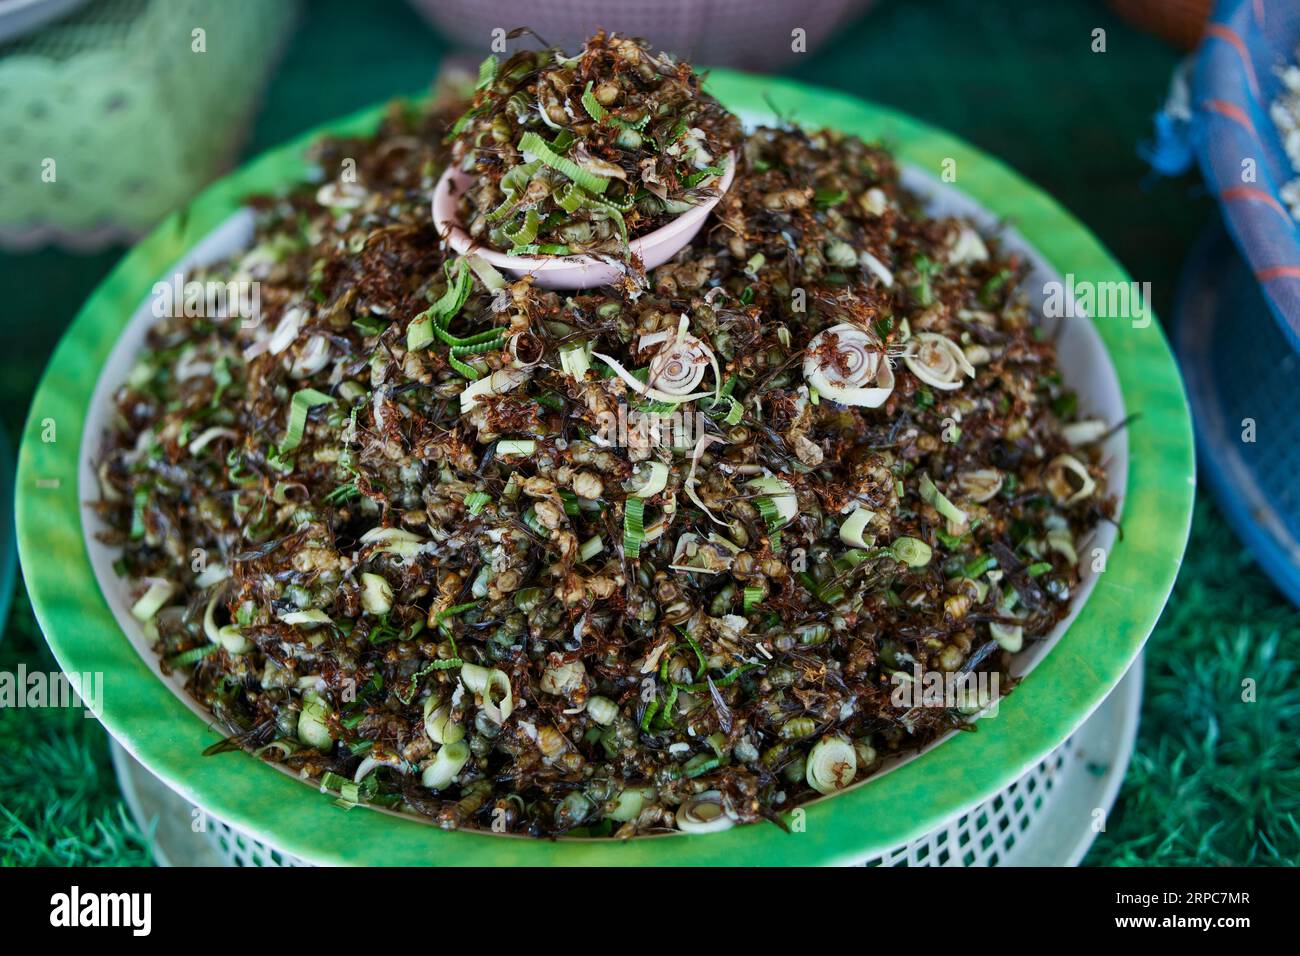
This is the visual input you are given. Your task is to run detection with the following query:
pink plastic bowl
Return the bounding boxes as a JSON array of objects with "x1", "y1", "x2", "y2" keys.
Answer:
[{"x1": 430, "y1": 154, "x2": 736, "y2": 289}]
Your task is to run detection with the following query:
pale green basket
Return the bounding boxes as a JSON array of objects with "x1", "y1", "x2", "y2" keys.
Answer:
[{"x1": 0, "y1": 0, "x2": 299, "y2": 250}]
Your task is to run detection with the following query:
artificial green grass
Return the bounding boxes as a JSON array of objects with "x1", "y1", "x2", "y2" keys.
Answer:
[
  {"x1": 0, "y1": 585, "x2": 152, "y2": 866},
  {"x1": 1084, "y1": 499, "x2": 1300, "y2": 866}
]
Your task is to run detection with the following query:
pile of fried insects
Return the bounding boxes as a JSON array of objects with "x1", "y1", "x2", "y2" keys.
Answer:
[{"x1": 95, "y1": 34, "x2": 1113, "y2": 838}]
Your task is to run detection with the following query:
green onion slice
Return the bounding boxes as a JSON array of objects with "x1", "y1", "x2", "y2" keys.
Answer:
[
  {"x1": 919, "y1": 473, "x2": 968, "y2": 526},
  {"x1": 279, "y1": 388, "x2": 335, "y2": 456},
  {"x1": 518, "y1": 131, "x2": 610, "y2": 194},
  {"x1": 623, "y1": 498, "x2": 646, "y2": 559},
  {"x1": 745, "y1": 476, "x2": 798, "y2": 529},
  {"x1": 167, "y1": 643, "x2": 219, "y2": 668},
  {"x1": 495, "y1": 439, "x2": 536, "y2": 456},
  {"x1": 475, "y1": 55, "x2": 497, "y2": 91},
  {"x1": 408, "y1": 258, "x2": 480, "y2": 352},
  {"x1": 579, "y1": 534, "x2": 605, "y2": 562},
  {"x1": 465, "y1": 254, "x2": 506, "y2": 291},
  {"x1": 631, "y1": 461, "x2": 669, "y2": 498},
  {"x1": 891, "y1": 536, "x2": 932, "y2": 568},
  {"x1": 683, "y1": 165, "x2": 726, "y2": 189},
  {"x1": 503, "y1": 207, "x2": 541, "y2": 248}
]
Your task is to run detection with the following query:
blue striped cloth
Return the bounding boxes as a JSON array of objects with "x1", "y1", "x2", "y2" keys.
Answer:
[{"x1": 1194, "y1": 0, "x2": 1300, "y2": 349}]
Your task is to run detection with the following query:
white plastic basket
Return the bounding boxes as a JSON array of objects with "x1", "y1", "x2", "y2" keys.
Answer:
[{"x1": 111, "y1": 659, "x2": 1142, "y2": 867}]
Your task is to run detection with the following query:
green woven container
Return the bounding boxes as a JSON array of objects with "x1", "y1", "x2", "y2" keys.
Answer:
[{"x1": 0, "y1": 0, "x2": 299, "y2": 250}]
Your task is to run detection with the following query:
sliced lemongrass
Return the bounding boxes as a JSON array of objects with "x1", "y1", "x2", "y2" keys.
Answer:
[
  {"x1": 518, "y1": 130, "x2": 608, "y2": 194},
  {"x1": 1044, "y1": 453, "x2": 1097, "y2": 505},
  {"x1": 559, "y1": 341, "x2": 591, "y2": 379},
  {"x1": 946, "y1": 226, "x2": 989, "y2": 264},
  {"x1": 609, "y1": 786, "x2": 653, "y2": 822},
  {"x1": 631, "y1": 460, "x2": 670, "y2": 498},
  {"x1": 360, "y1": 572, "x2": 393, "y2": 615},
  {"x1": 806, "y1": 735, "x2": 858, "y2": 795},
  {"x1": 298, "y1": 693, "x2": 334, "y2": 750},
  {"x1": 803, "y1": 323, "x2": 894, "y2": 407},
  {"x1": 279, "y1": 388, "x2": 335, "y2": 455},
  {"x1": 495, "y1": 439, "x2": 537, "y2": 457},
  {"x1": 359, "y1": 526, "x2": 425, "y2": 558},
  {"x1": 669, "y1": 532, "x2": 726, "y2": 575},
  {"x1": 839, "y1": 506, "x2": 876, "y2": 548},
  {"x1": 592, "y1": 340, "x2": 717, "y2": 403},
  {"x1": 1046, "y1": 525, "x2": 1079, "y2": 565},
  {"x1": 460, "y1": 662, "x2": 513, "y2": 723},
  {"x1": 289, "y1": 335, "x2": 331, "y2": 378},
  {"x1": 675, "y1": 791, "x2": 734, "y2": 833},
  {"x1": 503, "y1": 207, "x2": 540, "y2": 247},
  {"x1": 637, "y1": 329, "x2": 673, "y2": 350},
  {"x1": 188, "y1": 426, "x2": 237, "y2": 456},
  {"x1": 130, "y1": 578, "x2": 174, "y2": 622},
  {"x1": 194, "y1": 562, "x2": 230, "y2": 588},
  {"x1": 465, "y1": 253, "x2": 506, "y2": 291},
  {"x1": 891, "y1": 536, "x2": 932, "y2": 568},
  {"x1": 578, "y1": 534, "x2": 604, "y2": 562},
  {"x1": 506, "y1": 332, "x2": 542, "y2": 369},
  {"x1": 990, "y1": 621, "x2": 1024, "y2": 652},
  {"x1": 623, "y1": 498, "x2": 646, "y2": 559},
  {"x1": 860, "y1": 250, "x2": 895, "y2": 287},
  {"x1": 919, "y1": 473, "x2": 968, "y2": 526},
  {"x1": 1061, "y1": 419, "x2": 1109, "y2": 446},
  {"x1": 279, "y1": 609, "x2": 333, "y2": 628},
  {"x1": 903, "y1": 332, "x2": 975, "y2": 391},
  {"x1": 421, "y1": 739, "x2": 470, "y2": 790},
  {"x1": 683, "y1": 432, "x2": 729, "y2": 527},
  {"x1": 460, "y1": 366, "x2": 531, "y2": 414},
  {"x1": 958, "y1": 468, "x2": 1003, "y2": 503},
  {"x1": 264, "y1": 306, "x2": 303, "y2": 357},
  {"x1": 202, "y1": 592, "x2": 226, "y2": 643},
  {"x1": 648, "y1": 335, "x2": 706, "y2": 395},
  {"x1": 423, "y1": 699, "x2": 465, "y2": 745},
  {"x1": 408, "y1": 259, "x2": 476, "y2": 351},
  {"x1": 217, "y1": 625, "x2": 250, "y2": 655}
]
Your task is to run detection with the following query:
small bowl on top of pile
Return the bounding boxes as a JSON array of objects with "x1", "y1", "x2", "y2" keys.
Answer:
[{"x1": 431, "y1": 31, "x2": 740, "y2": 290}]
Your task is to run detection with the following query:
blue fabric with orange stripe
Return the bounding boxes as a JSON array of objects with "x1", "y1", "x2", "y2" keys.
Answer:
[{"x1": 1194, "y1": 0, "x2": 1300, "y2": 348}]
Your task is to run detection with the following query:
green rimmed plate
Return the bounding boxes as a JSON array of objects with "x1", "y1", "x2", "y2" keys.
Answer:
[{"x1": 16, "y1": 71, "x2": 1194, "y2": 866}]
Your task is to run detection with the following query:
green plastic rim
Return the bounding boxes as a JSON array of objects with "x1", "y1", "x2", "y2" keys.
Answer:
[{"x1": 17, "y1": 71, "x2": 1194, "y2": 866}]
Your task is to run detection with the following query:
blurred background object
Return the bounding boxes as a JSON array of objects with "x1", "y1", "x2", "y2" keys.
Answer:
[
  {"x1": 0, "y1": 0, "x2": 298, "y2": 251},
  {"x1": 407, "y1": 0, "x2": 874, "y2": 67},
  {"x1": 1172, "y1": 0, "x2": 1300, "y2": 607},
  {"x1": 1107, "y1": 0, "x2": 1213, "y2": 48},
  {"x1": 0, "y1": 0, "x2": 90, "y2": 46}
]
